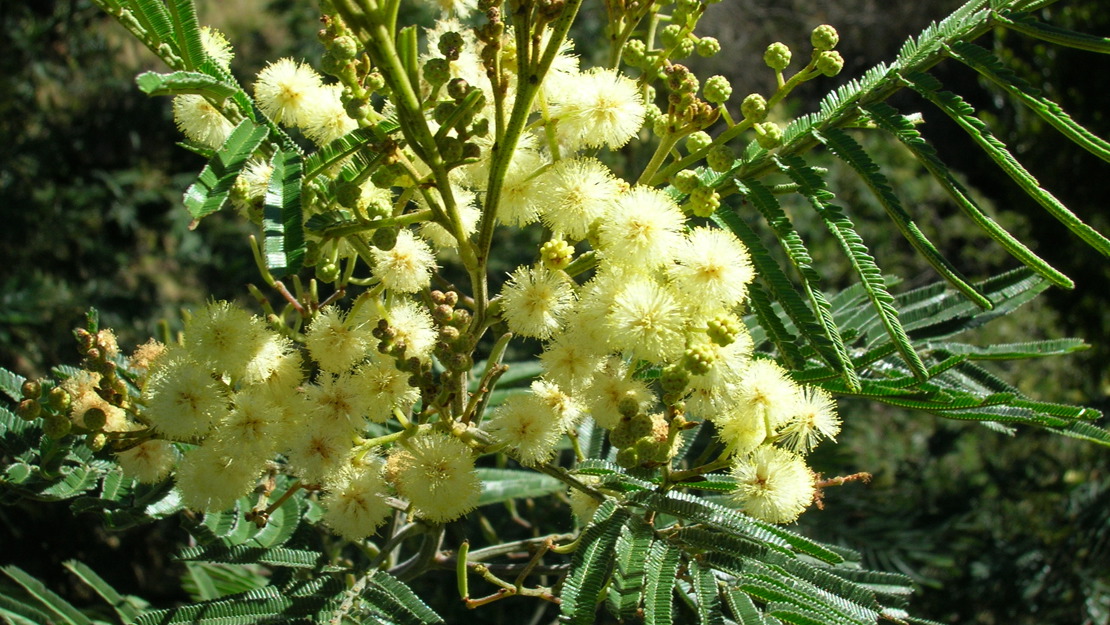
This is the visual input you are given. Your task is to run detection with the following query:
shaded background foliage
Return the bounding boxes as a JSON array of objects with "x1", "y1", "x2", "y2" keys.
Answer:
[{"x1": 0, "y1": 1, "x2": 1107, "y2": 623}]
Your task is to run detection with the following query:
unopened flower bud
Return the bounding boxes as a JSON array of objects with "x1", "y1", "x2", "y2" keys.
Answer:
[
  {"x1": 20, "y1": 379, "x2": 42, "y2": 400},
  {"x1": 17, "y1": 399, "x2": 41, "y2": 421},
  {"x1": 331, "y1": 35, "x2": 360, "y2": 60},
  {"x1": 685, "y1": 131, "x2": 712, "y2": 154},
  {"x1": 706, "y1": 144, "x2": 735, "y2": 173},
  {"x1": 703, "y1": 75, "x2": 731, "y2": 104},
  {"x1": 659, "y1": 24, "x2": 683, "y2": 50},
  {"x1": 424, "y1": 58, "x2": 450, "y2": 86},
  {"x1": 85, "y1": 432, "x2": 107, "y2": 451},
  {"x1": 623, "y1": 39, "x2": 647, "y2": 67},
  {"x1": 614, "y1": 446, "x2": 639, "y2": 468},
  {"x1": 764, "y1": 42, "x2": 791, "y2": 71},
  {"x1": 335, "y1": 180, "x2": 361, "y2": 209},
  {"x1": 82, "y1": 407, "x2": 107, "y2": 431},
  {"x1": 754, "y1": 121, "x2": 783, "y2": 149},
  {"x1": 372, "y1": 227, "x2": 398, "y2": 250},
  {"x1": 810, "y1": 24, "x2": 839, "y2": 51},
  {"x1": 816, "y1": 50, "x2": 844, "y2": 77},
  {"x1": 540, "y1": 238, "x2": 574, "y2": 270},
  {"x1": 438, "y1": 31, "x2": 465, "y2": 61},
  {"x1": 740, "y1": 93, "x2": 767, "y2": 121},
  {"x1": 44, "y1": 416, "x2": 71, "y2": 439},
  {"x1": 447, "y1": 78, "x2": 470, "y2": 101},
  {"x1": 617, "y1": 395, "x2": 640, "y2": 419},
  {"x1": 696, "y1": 37, "x2": 720, "y2": 57},
  {"x1": 673, "y1": 170, "x2": 701, "y2": 194},
  {"x1": 46, "y1": 387, "x2": 71, "y2": 413}
]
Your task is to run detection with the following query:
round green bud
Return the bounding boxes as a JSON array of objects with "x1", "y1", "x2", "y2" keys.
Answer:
[
  {"x1": 706, "y1": 144, "x2": 735, "y2": 173},
  {"x1": 816, "y1": 50, "x2": 844, "y2": 77},
  {"x1": 470, "y1": 117, "x2": 490, "y2": 137},
  {"x1": 614, "y1": 446, "x2": 639, "y2": 469},
  {"x1": 461, "y1": 141, "x2": 481, "y2": 160},
  {"x1": 627, "y1": 413, "x2": 654, "y2": 439},
  {"x1": 764, "y1": 42, "x2": 791, "y2": 71},
  {"x1": 686, "y1": 186, "x2": 720, "y2": 218},
  {"x1": 371, "y1": 164, "x2": 400, "y2": 188},
  {"x1": 659, "y1": 24, "x2": 683, "y2": 50},
  {"x1": 366, "y1": 72, "x2": 386, "y2": 93},
  {"x1": 438, "y1": 31, "x2": 465, "y2": 61},
  {"x1": 660, "y1": 365, "x2": 689, "y2": 394},
  {"x1": 319, "y1": 53, "x2": 342, "y2": 77},
  {"x1": 754, "y1": 121, "x2": 783, "y2": 149},
  {"x1": 43, "y1": 416, "x2": 71, "y2": 439},
  {"x1": 810, "y1": 24, "x2": 839, "y2": 51},
  {"x1": 46, "y1": 387, "x2": 71, "y2": 413},
  {"x1": 609, "y1": 421, "x2": 637, "y2": 449},
  {"x1": 707, "y1": 313, "x2": 741, "y2": 346},
  {"x1": 696, "y1": 36, "x2": 720, "y2": 57},
  {"x1": 683, "y1": 343, "x2": 716, "y2": 376},
  {"x1": 433, "y1": 303, "x2": 454, "y2": 324},
  {"x1": 673, "y1": 170, "x2": 701, "y2": 194},
  {"x1": 447, "y1": 77, "x2": 470, "y2": 101},
  {"x1": 673, "y1": 38, "x2": 695, "y2": 59},
  {"x1": 315, "y1": 261, "x2": 340, "y2": 283},
  {"x1": 703, "y1": 75, "x2": 732, "y2": 104},
  {"x1": 540, "y1": 238, "x2": 574, "y2": 270},
  {"x1": 740, "y1": 93, "x2": 767, "y2": 121},
  {"x1": 652, "y1": 117, "x2": 669, "y2": 138},
  {"x1": 685, "y1": 131, "x2": 712, "y2": 154},
  {"x1": 343, "y1": 98, "x2": 370, "y2": 120},
  {"x1": 16, "y1": 399, "x2": 41, "y2": 421},
  {"x1": 372, "y1": 227, "x2": 398, "y2": 251},
  {"x1": 335, "y1": 180, "x2": 361, "y2": 209},
  {"x1": 331, "y1": 35, "x2": 360, "y2": 60},
  {"x1": 82, "y1": 407, "x2": 107, "y2": 431},
  {"x1": 423, "y1": 58, "x2": 451, "y2": 86},
  {"x1": 623, "y1": 39, "x2": 647, "y2": 67},
  {"x1": 85, "y1": 432, "x2": 107, "y2": 451},
  {"x1": 634, "y1": 437, "x2": 671, "y2": 464},
  {"x1": 433, "y1": 101, "x2": 456, "y2": 125},
  {"x1": 437, "y1": 136, "x2": 464, "y2": 163},
  {"x1": 20, "y1": 379, "x2": 41, "y2": 400},
  {"x1": 617, "y1": 395, "x2": 641, "y2": 419}
]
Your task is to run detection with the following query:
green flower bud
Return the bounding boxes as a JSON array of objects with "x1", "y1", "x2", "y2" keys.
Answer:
[
  {"x1": 673, "y1": 38, "x2": 696, "y2": 59},
  {"x1": 461, "y1": 141, "x2": 481, "y2": 160},
  {"x1": 764, "y1": 42, "x2": 791, "y2": 71},
  {"x1": 660, "y1": 365, "x2": 689, "y2": 394},
  {"x1": 627, "y1": 413, "x2": 654, "y2": 439},
  {"x1": 366, "y1": 72, "x2": 386, "y2": 93},
  {"x1": 20, "y1": 379, "x2": 41, "y2": 400},
  {"x1": 614, "y1": 446, "x2": 639, "y2": 468},
  {"x1": 683, "y1": 343, "x2": 716, "y2": 375},
  {"x1": 706, "y1": 144, "x2": 735, "y2": 173},
  {"x1": 16, "y1": 399, "x2": 41, "y2": 421},
  {"x1": 686, "y1": 186, "x2": 720, "y2": 218},
  {"x1": 331, "y1": 35, "x2": 360, "y2": 60},
  {"x1": 617, "y1": 395, "x2": 641, "y2": 419},
  {"x1": 82, "y1": 407, "x2": 107, "y2": 431},
  {"x1": 707, "y1": 313, "x2": 741, "y2": 346},
  {"x1": 447, "y1": 77, "x2": 470, "y2": 101},
  {"x1": 320, "y1": 52, "x2": 343, "y2": 77},
  {"x1": 740, "y1": 93, "x2": 767, "y2": 121},
  {"x1": 85, "y1": 432, "x2": 107, "y2": 451},
  {"x1": 437, "y1": 136, "x2": 464, "y2": 163},
  {"x1": 634, "y1": 437, "x2": 671, "y2": 464},
  {"x1": 816, "y1": 50, "x2": 845, "y2": 77},
  {"x1": 372, "y1": 227, "x2": 399, "y2": 250},
  {"x1": 424, "y1": 58, "x2": 451, "y2": 86},
  {"x1": 623, "y1": 39, "x2": 647, "y2": 67},
  {"x1": 660, "y1": 24, "x2": 683, "y2": 49},
  {"x1": 315, "y1": 261, "x2": 340, "y2": 283},
  {"x1": 343, "y1": 98, "x2": 370, "y2": 120},
  {"x1": 673, "y1": 169, "x2": 701, "y2": 194},
  {"x1": 811, "y1": 24, "x2": 839, "y2": 51},
  {"x1": 434, "y1": 101, "x2": 456, "y2": 125},
  {"x1": 696, "y1": 36, "x2": 720, "y2": 57},
  {"x1": 335, "y1": 180, "x2": 361, "y2": 209},
  {"x1": 609, "y1": 420, "x2": 637, "y2": 449},
  {"x1": 46, "y1": 387, "x2": 71, "y2": 413},
  {"x1": 703, "y1": 75, "x2": 732, "y2": 104},
  {"x1": 685, "y1": 131, "x2": 712, "y2": 154},
  {"x1": 371, "y1": 163, "x2": 400, "y2": 188},
  {"x1": 438, "y1": 31, "x2": 465, "y2": 61},
  {"x1": 754, "y1": 121, "x2": 783, "y2": 149},
  {"x1": 540, "y1": 238, "x2": 574, "y2": 270},
  {"x1": 43, "y1": 416, "x2": 71, "y2": 439}
]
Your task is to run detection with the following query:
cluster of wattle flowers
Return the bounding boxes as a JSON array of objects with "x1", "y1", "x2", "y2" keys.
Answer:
[{"x1": 44, "y1": 0, "x2": 855, "y2": 534}]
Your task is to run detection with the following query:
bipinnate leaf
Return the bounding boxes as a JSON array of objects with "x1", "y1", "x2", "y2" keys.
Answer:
[
  {"x1": 262, "y1": 147, "x2": 306, "y2": 278},
  {"x1": 183, "y1": 119, "x2": 269, "y2": 225}
]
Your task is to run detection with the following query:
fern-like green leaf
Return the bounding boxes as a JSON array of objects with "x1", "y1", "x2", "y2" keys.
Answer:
[
  {"x1": 476, "y1": 468, "x2": 564, "y2": 505},
  {"x1": 126, "y1": 0, "x2": 175, "y2": 50},
  {"x1": 814, "y1": 128, "x2": 991, "y2": 308},
  {"x1": 904, "y1": 72, "x2": 1110, "y2": 258},
  {"x1": 689, "y1": 558, "x2": 725, "y2": 625},
  {"x1": 560, "y1": 499, "x2": 629, "y2": 625},
  {"x1": 0, "y1": 367, "x2": 27, "y2": 403},
  {"x1": 948, "y1": 41, "x2": 1110, "y2": 164},
  {"x1": 862, "y1": 102, "x2": 1071, "y2": 288},
  {"x1": 643, "y1": 540, "x2": 682, "y2": 625},
  {"x1": 263, "y1": 148, "x2": 306, "y2": 278},
  {"x1": 132, "y1": 585, "x2": 329, "y2": 625},
  {"x1": 360, "y1": 572, "x2": 445, "y2": 625},
  {"x1": 183, "y1": 119, "x2": 269, "y2": 224},
  {"x1": 0, "y1": 566, "x2": 92, "y2": 625},
  {"x1": 135, "y1": 70, "x2": 237, "y2": 100},
  {"x1": 994, "y1": 10, "x2": 1110, "y2": 54},
  {"x1": 177, "y1": 544, "x2": 336, "y2": 570},
  {"x1": 745, "y1": 281, "x2": 806, "y2": 369},
  {"x1": 607, "y1": 516, "x2": 654, "y2": 620},
  {"x1": 63, "y1": 560, "x2": 142, "y2": 623},
  {"x1": 776, "y1": 155, "x2": 928, "y2": 380},
  {"x1": 724, "y1": 587, "x2": 767, "y2": 625},
  {"x1": 166, "y1": 0, "x2": 205, "y2": 70},
  {"x1": 731, "y1": 181, "x2": 859, "y2": 390}
]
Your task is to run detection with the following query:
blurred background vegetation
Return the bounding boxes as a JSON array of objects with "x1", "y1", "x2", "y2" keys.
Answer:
[{"x1": 0, "y1": 1, "x2": 1107, "y2": 623}]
